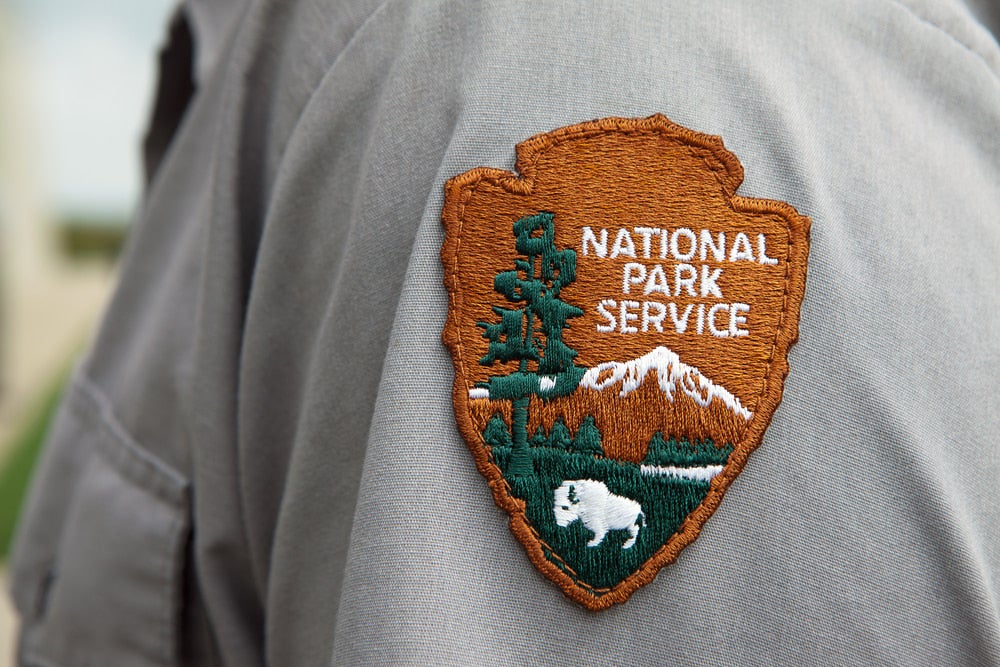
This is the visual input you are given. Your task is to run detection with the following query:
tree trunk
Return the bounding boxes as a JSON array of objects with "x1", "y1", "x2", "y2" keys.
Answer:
[{"x1": 508, "y1": 394, "x2": 533, "y2": 477}]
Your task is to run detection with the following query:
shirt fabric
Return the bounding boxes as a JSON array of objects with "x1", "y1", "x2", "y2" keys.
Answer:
[{"x1": 10, "y1": 1, "x2": 1000, "y2": 665}]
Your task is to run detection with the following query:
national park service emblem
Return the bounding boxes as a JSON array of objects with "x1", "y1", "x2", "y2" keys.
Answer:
[{"x1": 441, "y1": 115, "x2": 810, "y2": 610}]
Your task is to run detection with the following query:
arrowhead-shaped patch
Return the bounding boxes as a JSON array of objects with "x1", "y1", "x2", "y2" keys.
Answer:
[{"x1": 441, "y1": 114, "x2": 810, "y2": 609}]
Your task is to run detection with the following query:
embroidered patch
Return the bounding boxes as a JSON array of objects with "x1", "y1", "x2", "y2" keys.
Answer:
[{"x1": 441, "y1": 114, "x2": 809, "y2": 610}]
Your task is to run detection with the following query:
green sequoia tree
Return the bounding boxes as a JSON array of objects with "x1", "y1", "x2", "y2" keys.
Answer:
[{"x1": 477, "y1": 212, "x2": 585, "y2": 477}]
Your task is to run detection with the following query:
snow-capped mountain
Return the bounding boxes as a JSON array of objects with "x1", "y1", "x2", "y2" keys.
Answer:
[{"x1": 579, "y1": 346, "x2": 753, "y2": 421}]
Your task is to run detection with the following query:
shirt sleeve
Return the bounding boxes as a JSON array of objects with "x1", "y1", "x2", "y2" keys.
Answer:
[{"x1": 11, "y1": 1, "x2": 1000, "y2": 666}]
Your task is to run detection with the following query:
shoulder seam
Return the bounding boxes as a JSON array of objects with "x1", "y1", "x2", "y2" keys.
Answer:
[{"x1": 891, "y1": 0, "x2": 1000, "y2": 83}]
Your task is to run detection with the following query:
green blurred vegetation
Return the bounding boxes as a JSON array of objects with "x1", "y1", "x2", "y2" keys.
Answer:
[
  {"x1": 0, "y1": 378, "x2": 66, "y2": 561},
  {"x1": 57, "y1": 215, "x2": 128, "y2": 262}
]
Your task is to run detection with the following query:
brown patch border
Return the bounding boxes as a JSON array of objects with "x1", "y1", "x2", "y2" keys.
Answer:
[{"x1": 440, "y1": 114, "x2": 810, "y2": 610}]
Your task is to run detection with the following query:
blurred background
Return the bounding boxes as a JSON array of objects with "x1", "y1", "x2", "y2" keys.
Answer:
[{"x1": 0, "y1": 0, "x2": 176, "y2": 661}]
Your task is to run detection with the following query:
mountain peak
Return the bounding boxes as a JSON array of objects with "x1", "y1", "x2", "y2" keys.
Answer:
[{"x1": 579, "y1": 346, "x2": 753, "y2": 421}]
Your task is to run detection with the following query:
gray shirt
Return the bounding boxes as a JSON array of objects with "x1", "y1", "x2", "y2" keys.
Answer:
[{"x1": 10, "y1": 0, "x2": 1000, "y2": 665}]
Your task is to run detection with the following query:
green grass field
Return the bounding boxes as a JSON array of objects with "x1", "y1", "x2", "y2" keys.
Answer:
[
  {"x1": 490, "y1": 445, "x2": 715, "y2": 591},
  {"x1": 0, "y1": 381, "x2": 65, "y2": 561}
]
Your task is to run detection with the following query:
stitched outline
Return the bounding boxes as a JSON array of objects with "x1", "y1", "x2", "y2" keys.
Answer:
[
  {"x1": 21, "y1": 375, "x2": 193, "y2": 664},
  {"x1": 441, "y1": 114, "x2": 810, "y2": 610}
]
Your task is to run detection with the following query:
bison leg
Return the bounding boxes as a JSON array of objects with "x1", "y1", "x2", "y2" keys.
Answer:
[
  {"x1": 586, "y1": 525, "x2": 608, "y2": 548},
  {"x1": 622, "y1": 511, "x2": 644, "y2": 549}
]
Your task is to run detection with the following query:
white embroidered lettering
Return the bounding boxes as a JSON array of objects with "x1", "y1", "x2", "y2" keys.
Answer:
[
  {"x1": 581, "y1": 226, "x2": 608, "y2": 257},
  {"x1": 729, "y1": 302, "x2": 750, "y2": 337},
  {"x1": 633, "y1": 227, "x2": 657, "y2": 258},
  {"x1": 644, "y1": 264, "x2": 669, "y2": 295},
  {"x1": 700, "y1": 265, "x2": 723, "y2": 298},
  {"x1": 757, "y1": 234, "x2": 777, "y2": 265},
  {"x1": 610, "y1": 228, "x2": 636, "y2": 258},
  {"x1": 619, "y1": 300, "x2": 640, "y2": 333},
  {"x1": 669, "y1": 303, "x2": 693, "y2": 333},
  {"x1": 641, "y1": 301, "x2": 666, "y2": 332},
  {"x1": 699, "y1": 229, "x2": 726, "y2": 262},
  {"x1": 622, "y1": 263, "x2": 646, "y2": 294},
  {"x1": 596, "y1": 299, "x2": 617, "y2": 332},
  {"x1": 729, "y1": 232, "x2": 755, "y2": 262},
  {"x1": 708, "y1": 303, "x2": 730, "y2": 338},
  {"x1": 674, "y1": 263, "x2": 698, "y2": 296},
  {"x1": 670, "y1": 228, "x2": 697, "y2": 261},
  {"x1": 593, "y1": 299, "x2": 751, "y2": 337}
]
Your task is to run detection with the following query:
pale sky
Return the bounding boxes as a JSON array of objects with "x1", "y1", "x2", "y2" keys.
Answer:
[{"x1": 10, "y1": 0, "x2": 178, "y2": 220}]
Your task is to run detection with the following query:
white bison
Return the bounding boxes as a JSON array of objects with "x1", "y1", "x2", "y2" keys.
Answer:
[{"x1": 552, "y1": 479, "x2": 644, "y2": 549}]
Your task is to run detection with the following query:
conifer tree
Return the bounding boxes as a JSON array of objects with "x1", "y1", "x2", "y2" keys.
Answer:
[
  {"x1": 476, "y1": 212, "x2": 585, "y2": 477},
  {"x1": 643, "y1": 432, "x2": 676, "y2": 466},
  {"x1": 643, "y1": 432, "x2": 733, "y2": 467},
  {"x1": 549, "y1": 419, "x2": 573, "y2": 450},
  {"x1": 483, "y1": 413, "x2": 512, "y2": 448},
  {"x1": 530, "y1": 425, "x2": 549, "y2": 448},
  {"x1": 573, "y1": 416, "x2": 604, "y2": 456}
]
